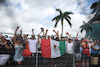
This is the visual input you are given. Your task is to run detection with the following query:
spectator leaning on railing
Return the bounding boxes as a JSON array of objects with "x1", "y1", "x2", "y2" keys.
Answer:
[
  {"x1": 1, "y1": 26, "x2": 100, "y2": 67},
  {"x1": 91, "y1": 40, "x2": 100, "y2": 66},
  {"x1": 81, "y1": 39, "x2": 90, "y2": 67},
  {"x1": 88, "y1": 39, "x2": 93, "y2": 54},
  {"x1": 65, "y1": 36, "x2": 73, "y2": 67},
  {"x1": 98, "y1": 40, "x2": 100, "y2": 67},
  {"x1": 0, "y1": 33, "x2": 12, "y2": 67},
  {"x1": 75, "y1": 38, "x2": 81, "y2": 67},
  {"x1": 75, "y1": 32, "x2": 81, "y2": 67},
  {"x1": 13, "y1": 26, "x2": 24, "y2": 67}
]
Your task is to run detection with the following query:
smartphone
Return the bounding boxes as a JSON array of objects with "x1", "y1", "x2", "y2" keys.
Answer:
[{"x1": 41, "y1": 27, "x2": 44, "y2": 31}]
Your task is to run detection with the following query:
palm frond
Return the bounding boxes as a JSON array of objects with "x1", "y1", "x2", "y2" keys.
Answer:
[
  {"x1": 80, "y1": 21, "x2": 93, "y2": 33},
  {"x1": 65, "y1": 18, "x2": 72, "y2": 27},
  {"x1": 83, "y1": 21, "x2": 86, "y2": 24},
  {"x1": 80, "y1": 25, "x2": 84, "y2": 28},
  {"x1": 64, "y1": 15, "x2": 71, "y2": 20},
  {"x1": 52, "y1": 15, "x2": 60, "y2": 21},
  {"x1": 88, "y1": 26, "x2": 92, "y2": 32},
  {"x1": 80, "y1": 28, "x2": 83, "y2": 33},
  {"x1": 90, "y1": 1, "x2": 100, "y2": 15},
  {"x1": 67, "y1": 16, "x2": 71, "y2": 20},
  {"x1": 95, "y1": 3, "x2": 100, "y2": 15},
  {"x1": 91, "y1": 8, "x2": 97, "y2": 14},
  {"x1": 90, "y1": 2, "x2": 98, "y2": 9},
  {"x1": 68, "y1": 12, "x2": 73, "y2": 14},
  {"x1": 54, "y1": 19, "x2": 59, "y2": 28},
  {"x1": 56, "y1": 9, "x2": 62, "y2": 14},
  {"x1": 64, "y1": 12, "x2": 73, "y2": 15}
]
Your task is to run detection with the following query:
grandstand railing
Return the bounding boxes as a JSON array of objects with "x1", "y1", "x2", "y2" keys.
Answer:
[{"x1": 0, "y1": 32, "x2": 100, "y2": 67}]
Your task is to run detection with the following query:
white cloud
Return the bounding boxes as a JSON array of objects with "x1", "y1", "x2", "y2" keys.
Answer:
[{"x1": 0, "y1": 0, "x2": 93, "y2": 38}]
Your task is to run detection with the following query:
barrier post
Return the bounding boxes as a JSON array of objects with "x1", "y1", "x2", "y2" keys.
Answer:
[
  {"x1": 73, "y1": 37, "x2": 75, "y2": 67},
  {"x1": 36, "y1": 35, "x2": 38, "y2": 67}
]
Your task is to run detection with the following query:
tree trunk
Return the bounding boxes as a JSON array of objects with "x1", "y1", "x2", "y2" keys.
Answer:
[
  {"x1": 61, "y1": 19, "x2": 63, "y2": 36},
  {"x1": 62, "y1": 23, "x2": 63, "y2": 36}
]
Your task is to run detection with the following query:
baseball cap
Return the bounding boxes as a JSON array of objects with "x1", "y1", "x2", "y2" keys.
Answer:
[{"x1": 75, "y1": 38, "x2": 78, "y2": 41}]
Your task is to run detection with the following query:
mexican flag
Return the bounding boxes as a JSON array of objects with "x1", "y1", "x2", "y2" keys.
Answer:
[{"x1": 41, "y1": 39, "x2": 66, "y2": 58}]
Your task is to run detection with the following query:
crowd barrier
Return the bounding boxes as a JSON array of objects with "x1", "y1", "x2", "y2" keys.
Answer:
[{"x1": 0, "y1": 32, "x2": 100, "y2": 67}]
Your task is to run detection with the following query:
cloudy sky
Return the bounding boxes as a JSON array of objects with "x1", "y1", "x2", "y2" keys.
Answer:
[{"x1": 0, "y1": 0, "x2": 99, "y2": 37}]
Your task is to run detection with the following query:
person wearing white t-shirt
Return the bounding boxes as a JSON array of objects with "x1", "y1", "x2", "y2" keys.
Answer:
[
  {"x1": 28, "y1": 29, "x2": 37, "y2": 54},
  {"x1": 27, "y1": 29, "x2": 38, "y2": 67},
  {"x1": 66, "y1": 41, "x2": 73, "y2": 54},
  {"x1": 88, "y1": 39, "x2": 93, "y2": 54},
  {"x1": 28, "y1": 37, "x2": 37, "y2": 53},
  {"x1": 65, "y1": 37, "x2": 73, "y2": 67}
]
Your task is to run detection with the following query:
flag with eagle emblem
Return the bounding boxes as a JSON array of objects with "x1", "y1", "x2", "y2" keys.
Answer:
[{"x1": 41, "y1": 39, "x2": 66, "y2": 58}]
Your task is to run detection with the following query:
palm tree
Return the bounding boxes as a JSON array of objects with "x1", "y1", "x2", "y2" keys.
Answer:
[
  {"x1": 52, "y1": 8, "x2": 73, "y2": 36},
  {"x1": 88, "y1": 14, "x2": 100, "y2": 24},
  {"x1": 90, "y1": 0, "x2": 100, "y2": 16},
  {"x1": 80, "y1": 21, "x2": 92, "y2": 34}
]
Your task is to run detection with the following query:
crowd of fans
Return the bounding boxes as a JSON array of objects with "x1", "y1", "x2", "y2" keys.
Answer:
[
  {"x1": 75, "y1": 37, "x2": 100, "y2": 67},
  {"x1": 0, "y1": 26, "x2": 100, "y2": 67}
]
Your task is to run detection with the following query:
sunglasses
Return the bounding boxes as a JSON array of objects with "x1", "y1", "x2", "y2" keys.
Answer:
[{"x1": 84, "y1": 41, "x2": 87, "y2": 42}]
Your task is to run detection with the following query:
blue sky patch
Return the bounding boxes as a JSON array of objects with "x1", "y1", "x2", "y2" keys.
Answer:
[{"x1": 15, "y1": 3, "x2": 22, "y2": 10}]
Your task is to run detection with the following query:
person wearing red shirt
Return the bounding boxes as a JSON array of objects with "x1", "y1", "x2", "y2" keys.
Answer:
[{"x1": 81, "y1": 39, "x2": 90, "y2": 67}]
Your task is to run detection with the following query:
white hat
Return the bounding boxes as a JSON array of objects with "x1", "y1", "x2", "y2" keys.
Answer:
[
  {"x1": 89, "y1": 39, "x2": 93, "y2": 41},
  {"x1": 5, "y1": 38, "x2": 11, "y2": 41},
  {"x1": 68, "y1": 37, "x2": 72, "y2": 39}
]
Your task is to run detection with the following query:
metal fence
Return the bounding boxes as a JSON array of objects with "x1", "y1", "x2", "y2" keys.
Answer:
[{"x1": 0, "y1": 33, "x2": 100, "y2": 67}]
